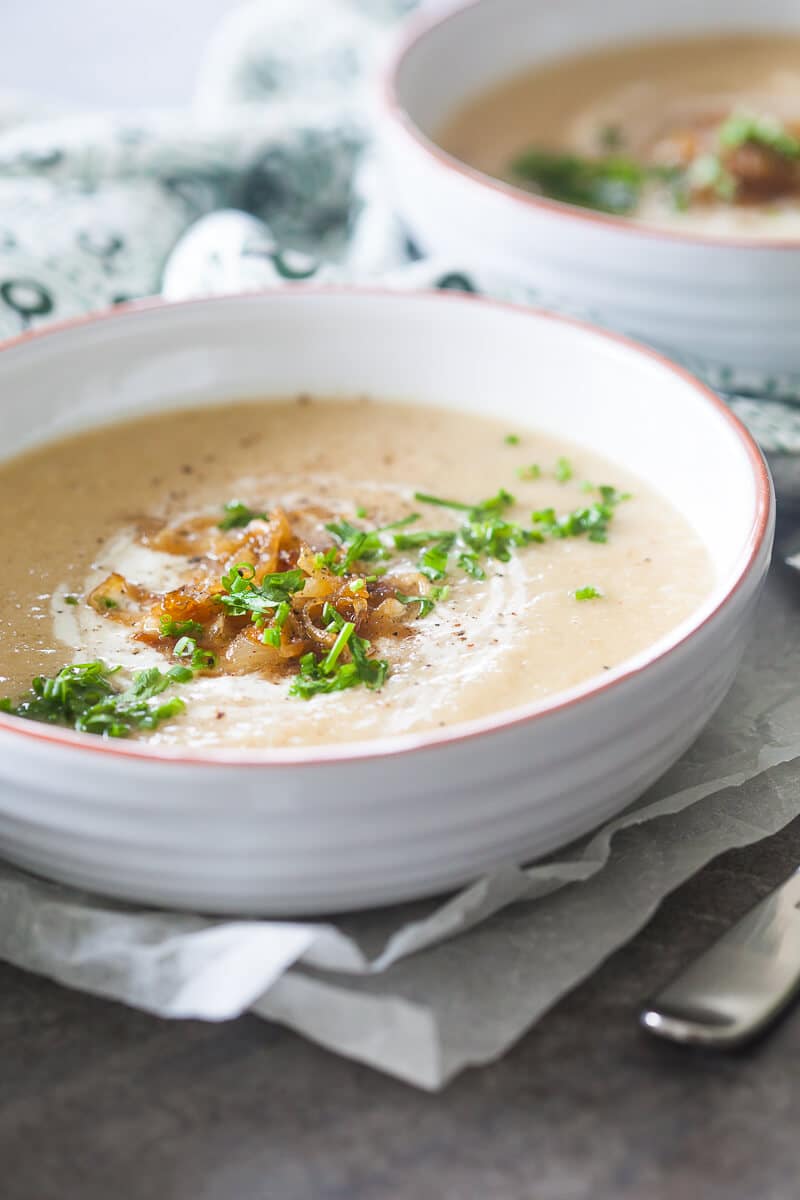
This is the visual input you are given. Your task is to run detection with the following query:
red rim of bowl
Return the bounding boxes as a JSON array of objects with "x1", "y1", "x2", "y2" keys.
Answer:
[
  {"x1": 0, "y1": 287, "x2": 773, "y2": 767},
  {"x1": 384, "y1": 0, "x2": 800, "y2": 252}
]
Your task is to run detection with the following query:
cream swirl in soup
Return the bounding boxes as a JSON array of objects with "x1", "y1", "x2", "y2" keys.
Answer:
[
  {"x1": 438, "y1": 33, "x2": 800, "y2": 239},
  {"x1": 0, "y1": 398, "x2": 712, "y2": 748}
]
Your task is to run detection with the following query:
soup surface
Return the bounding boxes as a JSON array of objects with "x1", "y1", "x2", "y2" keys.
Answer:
[
  {"x1": 438, "y1": 33, "x2": 800, "y2": 238},
  {"x1": 0, "y1": 398, "x2": 713, "y2": 749}
]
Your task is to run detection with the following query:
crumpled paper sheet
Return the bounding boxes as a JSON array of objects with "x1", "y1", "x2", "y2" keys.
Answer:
[{"x1": 3, "y1": 573, "x2": 800, "y2": 1091}]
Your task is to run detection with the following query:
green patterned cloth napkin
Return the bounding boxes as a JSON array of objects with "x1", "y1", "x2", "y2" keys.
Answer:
[{"x1": 0, "y1": 0, "x2": 422, "y2": 333}]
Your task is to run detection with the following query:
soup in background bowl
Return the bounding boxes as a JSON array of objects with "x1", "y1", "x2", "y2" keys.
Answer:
[
  {"x1": 440, "y1": 33, "x2": 800, "y2": 240},
  {"x1": 0, "y1": 290, "x2": 772, "y2": 914},
  {"x1": 383, "y1": 0, "x2": 800, "y2": 392}
]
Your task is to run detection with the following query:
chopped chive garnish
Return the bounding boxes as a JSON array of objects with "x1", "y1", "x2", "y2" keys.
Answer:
[
  {"x1": 173, "y1": 637, "x2": 216, "y2": 668},
  {"x1": 532, "y1": 485, "x2": 628, "y2": 543},
  {"x1": 555, "y1": 457, "x2": 573, "y2": 483},
  {"x1": 173, "y1": 636, "x2": 197, "y2": 658},
  {"x1": 289, "y1": 654, "x2": 358, "y2": 699},
  {"x1": 166, "y1": 665, "x2": 195, "y2": 685},
  {"x1": 160, "y1": 617, "x2": 204, "y2": 639},
  {"x1": 348, "y1": 632, "x2": 389, "y2": 690},
  {"x1": 534, "y1": 503, "x2": 606, "y2": 541},
  {"x1": 510, "y1": 149, "x2": 656, "y2": 214},
  {"x1": 457, "y1": 553, "x2": 485, "y2": 580},
  {"x1": 510, "y1": 147, "x2": 684, "y2": 214},
  {"x1": 420, "y1": 541, "x2": 451, "y2": 581},
  {"x1": 289, "y1": 619, "x2": 389, "y2": 699},
  {"x1": 218, "y1": 564, "x2": 305, "y2": 616},
  {"x1": 575, "y1": 586, "x2": 603, "y2": 601},
  {"x1": 314, "y1": 548, "x2": 339, "y2": 571},
  {"x1": 325, "y1": 513, "x2": 419, "y2": 575},
  {"x1": 414, "y1": 489, "x2": 515, "y2": 518},
  {"x1": 504, "y1": 434, "x2": 520, "y2": 445},
  {"x1": 64, "y1": 594, "x2": 79, "y2": 606},
  {"x1": 219, "y1": 500, "x2": 268, "y2": 531},
  {"x1": 0, "y1": 661, "x2": 191, "y2": 737},
  {"x1": 355, "y1": 505, "x2": 367, "y2": 519},
  {"x1": 410, "y1": 488, "x2": 548, "y2": 579},
  {"x1": 191, "y1": 647, "x2": 217, "y2": 669},
  {"x1": 392, "y1": 529, "x2": 454, "y2": 550},
  {"x1": 396, "y1": 584, "x2": 449, "y2": 618},
  {"x1": 262, "y1": 600, "x2": 290, "y2": 648},
  {"x1": 321, "y1": 621, "x2": 355, "y2": 673},
  {"x1": 413, "y1": 491, "x2": 473, "y2": 513},
  {"x1": 517, "y1": 464, "x2": 541, "y2": 480},
  {"x1": 598, "y1": 485, "x2": 632, "y2": 505}
]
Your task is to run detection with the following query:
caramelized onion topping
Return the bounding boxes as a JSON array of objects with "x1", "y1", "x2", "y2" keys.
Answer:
[{"x1": 90, "y1": 506, "x2": 424, "y2": 682}]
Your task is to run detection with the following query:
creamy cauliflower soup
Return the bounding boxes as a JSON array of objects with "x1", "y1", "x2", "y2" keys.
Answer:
[
  {"x1": 439, "y1": 33, "x2": 800, "y2": 239},
  {"x1": 0, "y1": 398, "x2": 713, "y2": 748}
]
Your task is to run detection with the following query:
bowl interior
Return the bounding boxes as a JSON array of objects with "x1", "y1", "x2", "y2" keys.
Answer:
[
  {"x1": 395, "y1": 0, "x2": 800, "y2": 138},
  {"x1": 0, "y1": 291, "x2": 763, "y2": 600}
]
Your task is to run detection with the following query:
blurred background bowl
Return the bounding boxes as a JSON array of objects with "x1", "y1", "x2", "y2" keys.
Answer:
[{"x1": 382, "y1": 0, "x2": 800, "y2": 395}]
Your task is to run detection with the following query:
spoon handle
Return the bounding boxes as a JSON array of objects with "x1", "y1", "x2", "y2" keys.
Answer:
[{"x1": 641, "y1": 869, "x2": 800, "y2": 1047}]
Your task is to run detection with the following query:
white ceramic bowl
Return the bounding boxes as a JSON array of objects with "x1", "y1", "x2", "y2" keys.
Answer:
[
  {"x1": 0, "y1": 290, "x2": 772, "y2": 915},
  {"x1": 382, "y1": 0, "x2": 800, "y2": 394}
]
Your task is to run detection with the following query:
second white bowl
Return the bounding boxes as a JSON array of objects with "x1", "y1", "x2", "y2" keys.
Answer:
[{"x1": 382, "y1": 0, "x2": 800, "y2": 396}]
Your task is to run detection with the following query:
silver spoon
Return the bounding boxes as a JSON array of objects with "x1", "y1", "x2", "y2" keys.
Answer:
[{"x1": 641, "y1": 868, "x2": 800, "y2": 1047}]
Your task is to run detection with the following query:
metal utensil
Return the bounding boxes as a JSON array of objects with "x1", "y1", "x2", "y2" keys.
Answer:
[{"x1": 641, "y1": 868, "x2": 800, "y2": 1047}]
